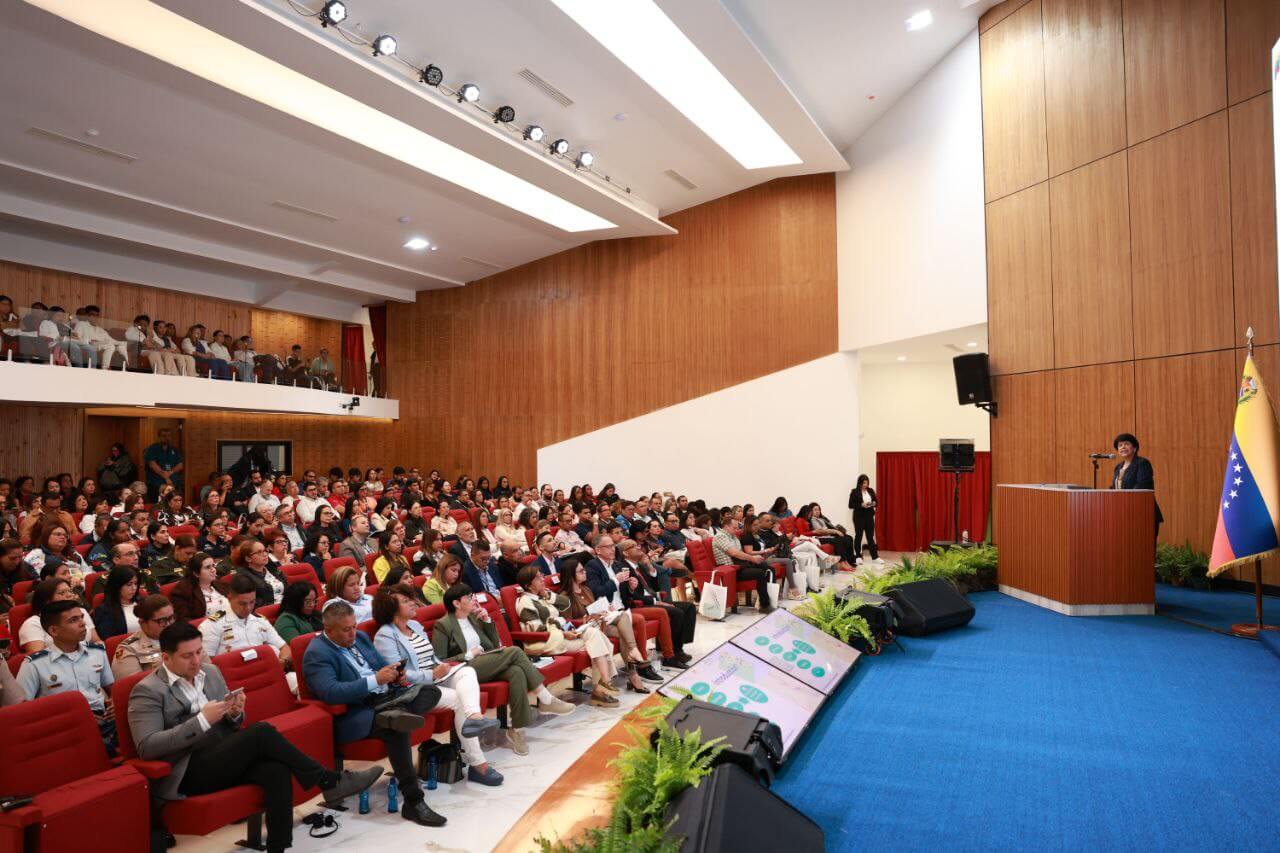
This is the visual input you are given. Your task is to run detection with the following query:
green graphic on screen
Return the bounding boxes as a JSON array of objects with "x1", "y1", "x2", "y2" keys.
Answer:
[{"x1": 752, "y1": 634, "x2": 826, "y2": 678}]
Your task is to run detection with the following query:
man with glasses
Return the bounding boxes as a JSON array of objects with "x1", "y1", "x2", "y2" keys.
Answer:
[{"x1": 112, "y1": 594, "x2": 175, "y2": 678}]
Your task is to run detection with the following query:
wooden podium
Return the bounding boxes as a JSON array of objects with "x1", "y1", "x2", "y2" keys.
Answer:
[{"x1": 995, "y1": 485, "x2": 1155, "y2": 615}]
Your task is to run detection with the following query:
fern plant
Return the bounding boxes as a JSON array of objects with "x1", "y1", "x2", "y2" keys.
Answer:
[
  {"x1": 860, "y1": 544, "x2": 999, "y2": 594},
  {"x1": 536, "y1": 697, "x2": 724, "y2": 853},
  {"x1": 793, "y1": 587, "x2": 875, "y2": 647},
  {"x1": 1155, "y1": 541, "x2": 1211, "y2": 588}
]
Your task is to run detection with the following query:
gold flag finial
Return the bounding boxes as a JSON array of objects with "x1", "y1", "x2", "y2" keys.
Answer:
[{"x1": 1247, "y1": 326, "x2": 1255, "y2": 356}]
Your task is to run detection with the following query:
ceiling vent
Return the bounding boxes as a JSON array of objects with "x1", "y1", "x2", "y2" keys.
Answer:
[
  {"x1": 517, "y1": 68, "x2": 574, "y2": 107},
  {"x1": 664, "y1": 169, "x2": 698, "y2": 190},
  {"x1": 270, "y1": 200, "x2": 338, "y2": 223},
  {"x1": 25, "y1": 127, "x2": 137, "y2": 164},
  {"x1": 460, "y1": 255, "x2": 503, "y2": 271}
]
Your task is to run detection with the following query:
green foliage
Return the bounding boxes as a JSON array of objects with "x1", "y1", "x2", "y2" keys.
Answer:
[
  {"x1": 859, "y1": 544, "x2": 999, "y2": 594},
  {"x1": 793, "y1": 587, "x2": 875, "y2": 647},
  {"x1": 535, "y1": 697, "x2": 724, "y2": 853},
  {"x1": 1155, "y1": 542, "x2": 1212, "y2": 589}
]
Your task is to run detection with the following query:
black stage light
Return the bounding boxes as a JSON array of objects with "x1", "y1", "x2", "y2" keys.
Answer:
[
  {"x1": 420, "y1": 64, "x2": 444, "y2": 86},
  {"x1": 494, "y1": 105, "x2": 516, "y2": 124}
]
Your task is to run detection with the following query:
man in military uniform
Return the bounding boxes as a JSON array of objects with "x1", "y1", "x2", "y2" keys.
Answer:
[
  {"x1": 150, "y1": 534, "x2": 197, "y2": 584},
  {"x1": 17, "y1": 599, "x2": 117, "y2": 754},
  {"x1": 200, "y1": 575, "x2": 293, "y2": 687},
  {"x1": 111, "y1": 594, "x2": 172, "y2": 678}
]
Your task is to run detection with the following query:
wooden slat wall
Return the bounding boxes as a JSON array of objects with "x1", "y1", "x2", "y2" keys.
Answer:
[
  {"x1": 980, "y1": 0, "x2": 1280, "y2": 582},
  {"x1": 0, "y1": 406, "x2": 84, "y2": 486},
  {"x1": 384, "y1": 175, "x2": 839, "y2": 483}
]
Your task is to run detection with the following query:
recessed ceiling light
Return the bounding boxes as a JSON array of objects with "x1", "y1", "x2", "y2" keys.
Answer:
[
  {"x1": 30, "y1": 0, "x2": 615, "y2": 233},
  {"x1": 966, "y1": 341, "x2": 978, "y2": 348},
  {"x1": 905, "y1": 10, "x2": 934, "y2": 31},
  {"x1": 398, "y1": 215, "x2": 411, "y2": 224},
  {"x1": 897, "y1": 355, "x2": 908, "y2": 362},
  {"x1": 430, "y1": 246, "x2": 438, "y2": 251},
  {"x1": 404, "y1": 237, "x2": 430, "y2": 251},
  {"x1": 547, "y1": 0, "x2": 800, "y2": 169}
]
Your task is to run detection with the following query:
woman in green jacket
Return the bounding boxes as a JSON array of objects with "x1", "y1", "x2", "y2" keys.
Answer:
[{"x1": 274, "y1": 580, "x2": 322, "y2": 642}]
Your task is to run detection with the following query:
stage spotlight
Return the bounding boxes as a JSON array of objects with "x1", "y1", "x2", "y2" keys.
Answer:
[
  {"x1": 524, "y1": 125, "x2": 545, "y2": 143},
  {"x1": 575, "y1": 151, "x2": 594, "y2": 169},
  {"x1": 494, "y1": 105, "x2": 516, "y2": 124},
  {"x1": 371, "y1": 35, "x2": 398, "y2": 57},
  {"x1": 420, "y1": 64, "x2": 444, "y2": 86},
  {"x1": 457, "y1": 83, "x2": 480, "y2": 103},
  {"x1": 319, "y1": 0, "x2": 347, "y2": 27},
  {"x1": 550, "y1": 138, "x2": 570, "y2": 156}
]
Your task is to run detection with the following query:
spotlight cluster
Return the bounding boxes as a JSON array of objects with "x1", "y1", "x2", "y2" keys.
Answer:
[{"x1": 302, "y1": 1, "x2": 598, "y2": 171}]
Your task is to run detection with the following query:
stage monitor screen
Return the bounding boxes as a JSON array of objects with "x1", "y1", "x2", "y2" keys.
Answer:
[
  {"x1": 731, "y1": 608, "x2": 861, "y2": 695},
  {"x1": 660, "y1": 644, "x2": 824, "y2": 755}
]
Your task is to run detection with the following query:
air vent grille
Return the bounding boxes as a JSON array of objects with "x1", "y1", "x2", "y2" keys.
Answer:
[
  {"x1": 25, "y1": 127, "x2": 136, "y2": 164},
  {"x1": 270, "y1": 200, "x2": 339, "y2": 223},
  {"x1": 460, "y1": 256, "x2": 503, "y2": 271},
  {"x1": 664, "y1": 169, "x2": 698, "y2": 190},
  {"x1": 517, "y1": 68, "x2": 574, "y2": 107}
]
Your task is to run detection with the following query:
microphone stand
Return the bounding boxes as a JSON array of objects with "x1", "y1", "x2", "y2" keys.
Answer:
[{"x1": 1091, "y1": 456, "x2": 1100, "y2": 490}]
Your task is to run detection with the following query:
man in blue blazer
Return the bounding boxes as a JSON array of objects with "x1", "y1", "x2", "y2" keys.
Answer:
[
  {"x1": 461, "y1": 538, "x2": 505, "y2": 598},
  {"x1": 302, "y1": 599, "x2": 446, "y2": 827}
]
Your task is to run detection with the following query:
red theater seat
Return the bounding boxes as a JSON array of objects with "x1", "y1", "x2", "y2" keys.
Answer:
[
  {"x1": 0, "y1": 693, "x2": 150, "y2": 853},
  {"x1": 281, "y1": 562, "x2": 324, "y2": 597},
  {"x1": 6, "y1": 604, "x2": 33, "y2": 642},
  {"x1": 322, "y1": 556, "x2": 358, "y2": 583},
  {"x1": 9, "y1": 580, "x2": 33, "y2": 605},
  {"x1": 256, "y1": 603, "x2": 281, "y2": 623},
  {"x1": 167, "y1": 524, "x2": 198, "y2": 541},
  {"x1": 688, "y1": 538, "x2": 742, "y2": 614}
]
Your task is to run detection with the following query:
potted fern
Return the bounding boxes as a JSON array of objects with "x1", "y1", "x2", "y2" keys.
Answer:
[{"x1": 793, "y1": 587, "x2": 876, "y2": 651}]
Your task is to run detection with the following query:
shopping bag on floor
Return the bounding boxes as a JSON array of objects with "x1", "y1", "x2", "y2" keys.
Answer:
[
  {"x1": 764, "y1": 571, "x2": 781, "y2": 609},
  {"x1": 699, "y1": 571, "x2": 728, "y2": 620}
]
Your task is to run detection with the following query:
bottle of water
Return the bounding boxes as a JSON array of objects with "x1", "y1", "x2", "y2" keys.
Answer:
[
  {"x1": 386, "y1": 775, "x2": 399, "y2": 813},
  {"x1": 358, "y1": 788, "x2": 370, "y2": 815},
  {"x1": 426, "y1": 754, "x2": 438, "y2": 790}
]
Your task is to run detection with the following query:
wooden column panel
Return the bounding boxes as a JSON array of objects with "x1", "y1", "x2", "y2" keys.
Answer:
[
  {"x1": 1123, "y1": 0, "x2": 1228, "y2": 144},
  {"x1": 1128, "y1": 113, "x2": 1234, "y2": 359},
  {"x1": 1050, "y1": 152, "x2": 1134, "y2": 368},
  {"x1": 0, "y1": 406, "x2": 84, "y2": 484},
  {"x1": 1229, "y1": 94, "x2": 1280, "y2": 346},
  {"x1": 1053, "y1": 362, "x2": 1136, "y2": 487},
  {"x1": 986, "y1": 184, "x2": 1054, "y2": 375},
  {"x1": 1134, "y1": 350, "x2": 1237, "y2": 552},
  {"x1": 980, "y1": 0, "x2": 1049, "y2": 201},
  {"x1": 992, "y1": 370, "x2": 1057, "y2": 488},
  {"x1": 1043, "y1": 0, "x2": 1127, "y2": 176},
  {"x1": 1226, "y1": 0, "x2": 1280, "y2": 104},
  {"x1": 981, "y1": 0, "x2": 1036, "y2": 33}
]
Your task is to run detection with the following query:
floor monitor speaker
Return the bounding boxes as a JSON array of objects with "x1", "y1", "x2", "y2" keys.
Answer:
[{"x1": 664, "y1": 763, "x2": 824, "y2": 853}]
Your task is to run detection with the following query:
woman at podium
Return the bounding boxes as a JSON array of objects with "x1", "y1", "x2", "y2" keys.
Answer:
[{"x1": 1111, "y1": 433, "x2": 1163, "y2": 534}]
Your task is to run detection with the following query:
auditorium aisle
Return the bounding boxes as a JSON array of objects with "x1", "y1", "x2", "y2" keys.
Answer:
[{"x1": 772, "y1": 591, "x2": 1280, "y2": 852}]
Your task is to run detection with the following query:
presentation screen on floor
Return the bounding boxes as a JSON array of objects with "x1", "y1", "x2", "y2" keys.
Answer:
[
  {"x1": 660, "y1": 643, "x2": 825, "y2": 754},
  {"x1": 730, "y1": 608, "x2": 861, "y2": 695}
]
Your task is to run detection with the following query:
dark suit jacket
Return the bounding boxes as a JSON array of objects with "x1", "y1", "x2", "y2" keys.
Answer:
[
  {"x1": 529, "y1": 554, "x2": 558, "y2": 577},
  {"x1": 619, "y1": 561, "x2": 660, "y2": 609},
  {"x1": 430, "y1": 612, "x2": 501, "y2": 662},
  {"x1": 1111, "y1": 455, "x2": 1163, "y2": 523},
  {"x1": 583, "y1": 556, "x2": 620, "y2": 602},
  {"x1": 849, "y1": 487, "x2": 878, "y2": 519},
  {"x1": 129, "y1": 663, "x2": 238, "y2": 800},
  {"x1": 302, "y1": 631, "x2": 434, "y2": 744},
  {"x1": 462, "y1": 558, "x2": 506, "y2": 596},
  {"x1": 495, "y1": 557, "x2": 524, "y2": 587}
]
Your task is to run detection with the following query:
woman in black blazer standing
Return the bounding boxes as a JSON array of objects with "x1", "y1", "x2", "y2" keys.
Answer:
[
  {"x1": 848, "y1": 474, "x2": 882, "y2": 564},
  {"x1": 1110, "y1": 433, "x2": 1163, "y2": 535}
]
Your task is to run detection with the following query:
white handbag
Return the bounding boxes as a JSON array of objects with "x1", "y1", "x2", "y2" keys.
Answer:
[
  {"x1": 699, "y1": 570, "x2": 729, "y2": 620},
  {"x1": 764, "y1": 568, "x2": 781, "y2": 610}
]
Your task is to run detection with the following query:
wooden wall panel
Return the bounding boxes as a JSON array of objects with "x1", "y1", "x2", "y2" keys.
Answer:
[
  {"x1": 1134, "y1": 350, "x2": 1236, "y2": 552},
  {"x1": 248, "y1": 309, "x2": 343, "y2": 373},
  {"x1": 1128, "y1": 113, "x2": 1234, "y2": 359},
  {"x1": 1229, "y1": 94, "x2": 1280, "y2": 346},
  {"x1": 1226, "y1": 0, "x2": 1280, "y2": 105},
  {"x1": 0, "y1": 406, "x2": 83, "y2": 485},
  {"x1": 1053, "y1": 361, "x2": 1136, "y2": 487},
  {"x1": 1043, "y1": 0, "x2": 1127, "y2": 176},
  {"x1": 980, "y1": 0, "x2": 1049, "y2": 201},
  {"x1": 986, "y1": 184, "x2": 1055, "y2": 375},
  {"x1": 981, "y1": 0, "x2": 1036, "y2": 33},
  {"x1": 1050, "y1": 152, "x2": 1133, "y2": 368},
  {"x1": 385, "y1": 175, "x2": 838, "y2": 483},
  {"x1": 991, "y1": 371, "x2": 1057, "y2": 488},
  {"x1": 1123, "y1": 0, "x2": 1227, "y2": 144}
]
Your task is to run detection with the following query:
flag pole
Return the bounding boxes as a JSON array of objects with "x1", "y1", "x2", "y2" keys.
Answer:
[{"x1": 1230, "y1": 557, "x2": 1276, "y2": 637}]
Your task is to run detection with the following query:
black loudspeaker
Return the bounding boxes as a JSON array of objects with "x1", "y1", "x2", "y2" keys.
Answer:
[
  {"x1": 939, "y1": 438, "x2": 976, "y2": 472},
  {"x1": 954, "y1": 353, "x2": 993, "y2": 405},
  {"x1": 885, "y1": 579, "x2": 975, "y2": 636},
  {"x1": 661, "y1": 697, "x2": 784, "y2": 786},
  {"x1": 664, "y1": 763, "x2": 825, "y2": 853}
]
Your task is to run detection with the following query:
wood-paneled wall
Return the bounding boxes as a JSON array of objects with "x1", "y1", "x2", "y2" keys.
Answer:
[
  {"x1": 0, "y1": 406, "x2": 84, "y2": 487},
  {"x1": 385, "y1": 175, "x2": 839, "y2": 483},
  {"x1": 980, "y1": 0, "x2": 1280, "y2": 581}
]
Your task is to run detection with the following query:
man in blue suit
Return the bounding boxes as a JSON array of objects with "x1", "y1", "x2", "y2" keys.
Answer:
[
  {"x1": 461, "y1": 538, "x2": 505, "y2": 598},
  {"x1": 302, "y1": 599, "x2": 446, "y2": 828}
]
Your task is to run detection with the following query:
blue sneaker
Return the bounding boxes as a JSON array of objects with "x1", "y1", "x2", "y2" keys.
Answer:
[
  {"x1": 467, "y1": 765, "x2": 504, "y2": 786},
  {"x1": 460, "y1": 715, "x2": 499, "y2": 738}
]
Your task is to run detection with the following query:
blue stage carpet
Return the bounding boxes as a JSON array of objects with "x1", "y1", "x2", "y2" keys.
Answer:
[
  {"x1": 772, "y1": 592, "x2": 1280, "y2": 852},
  {"x1": 1156, "y1": 583, "x2": 1279, "y2": 631}
]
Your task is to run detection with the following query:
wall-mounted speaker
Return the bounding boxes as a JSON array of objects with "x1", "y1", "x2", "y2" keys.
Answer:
[{"x1": 953, "y1": 353, "x2": 992, "y2": 406}]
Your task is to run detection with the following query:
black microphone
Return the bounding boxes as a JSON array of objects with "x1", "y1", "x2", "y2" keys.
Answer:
[{"x1": 1088, "y1": 452, "x2": 1117, "y2": 459}]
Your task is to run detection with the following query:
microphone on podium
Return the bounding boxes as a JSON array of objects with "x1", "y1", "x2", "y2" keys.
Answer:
[
  {"x1": 1088, "y1": 452, "x2": 1116, "y2": 488},
  {"x1": 1089, "y1": 452, "x2": 1117, "y2": 459}
]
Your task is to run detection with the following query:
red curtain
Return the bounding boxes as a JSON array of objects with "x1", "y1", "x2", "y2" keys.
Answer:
[
  {"x1": 875, "y1": 451, "x2": 992, "y2": 552},
  {"x1": 367, "y1": 305, "x2": 386, "y2": 398},
  {"x1": 340, "y1": 324, "x2": 367, "y2": 396}
]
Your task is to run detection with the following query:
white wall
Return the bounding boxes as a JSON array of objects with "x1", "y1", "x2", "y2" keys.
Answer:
[
  {"x1": 538, "y1": 353, "x2": 861, "y2": 524},
  {"x1": 836, "y1": 30, "x2": 987, "y2": 351},
  {"x1": 857, "y1": 358, "x2": 990, "y2": 478}
]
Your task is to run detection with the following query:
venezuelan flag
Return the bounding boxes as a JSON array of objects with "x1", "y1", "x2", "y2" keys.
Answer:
[{"x1": 1209, "y1": 355, "x2": 1280, "y2": 576}]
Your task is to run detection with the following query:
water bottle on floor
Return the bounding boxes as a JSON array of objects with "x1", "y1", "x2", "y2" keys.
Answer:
[
  {"x1": 387, "y1": 775, "x2": 399, "y2": 813},
  {"x1": 426, "y1": 754, "x2": 438, "y2": 790},
  {"x1": 358, "y1": 788, "x2": 370, "y2": 815}
]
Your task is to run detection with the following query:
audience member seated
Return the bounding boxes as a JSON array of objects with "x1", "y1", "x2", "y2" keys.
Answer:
[
  {"x1": 232, "y1": 538, "x2": 286, "y2": 608},
  {"x1": 460, "y1": 537, "x2": 504, "y2": 599},
  {"x1": 430, "y1": 500, "x2": 457, "y2": 536},
  {"x1": 422, "y1": 554, "x2": 462, "y2": 605},
  {"x1": 560, "y1": 561, "x2": 658, "y2": 686},
  {"x1": 371, "y1": 585, "x2": 503, "y2": 786},
  {"x1": 372, "y1": 529, "x2": 409, "y2": 583},
  {"x1": 111, "y1": 594, "x2": 174, "y2": 678},
  {"x1": 584, "y1": 535, "x2": 682, "y2": 670},
  {"x1": 264, "y1": 528, "x2": 294, "y2": 573},
  {"x1": 301, "y1": 599, "x2": 448, "y2": 827},
  {"x1": 0, "y1": 536, "x2": 36, "y2": 606},
  {"x1": 431, "y1": 583, "x2": 574, "y2": 756},
  {"x1": 18, "y1": 490, "x2": 75, "y2": 548},
  {"x1": 181, "y1": 324, "x2": 232, "y2": 379},
  {"x1": 274, "y1": 581, "x2": 323, "y2": 643},
  {"x1": 515, "y1": 566, "x2": 619, "y2": 707},
  {"x1": 618, "y1": 539, "x2": 695, "y2": 665},
  {"x1": 247, "y1": 479, "x2": 280, "y2": 516},
  {"x1": 338, "y1": 514, "x2": 376, "y2": 564},
  {"x1": 713, "y1": 517, "x2": 775, "y2": 613},
  {"x1": 130, "y1": 621, "x2": 381, "y2": 852},
  {"x1": 324, "y1": 565, "x2": 373, "y2": 623},
  {"x1": 200, "y1": 574, "x2": 293, "y2": 678},
  {"x1": 168, "y1": 552, "x2": 229, "y2": 622},
  {"x1": 19, "y1": 576, "x2": 100, "y2": 653},
  {"x1": 308, "y1": 347, "x2": 338, "y2": 390},
  {"x1": 127, "y1": 314, "x2": 189, "y2": 376},
  {"x1": 151, "y1": 534, "x2": 198, "y2": 584},
  {"x1": 231, "y1": 334, "x2": 281, "y2": 383},
  {"x1": 91, "y1": 565, "x2": 142, "y2": 640},
  {"x1": 74, "y1": 305, "x2": 129, "y2": 370},
  {"x1": 18, "y1": 599, "x2": 117, "y2": 753}
]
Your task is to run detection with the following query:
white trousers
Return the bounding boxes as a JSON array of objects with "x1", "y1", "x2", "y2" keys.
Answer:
[
  {"x1": 438, "y1": 665, "x2": 486, "y2": 767},
  {"x1": 91, "y1": 340, "x2": 129, "y2": 369}
]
